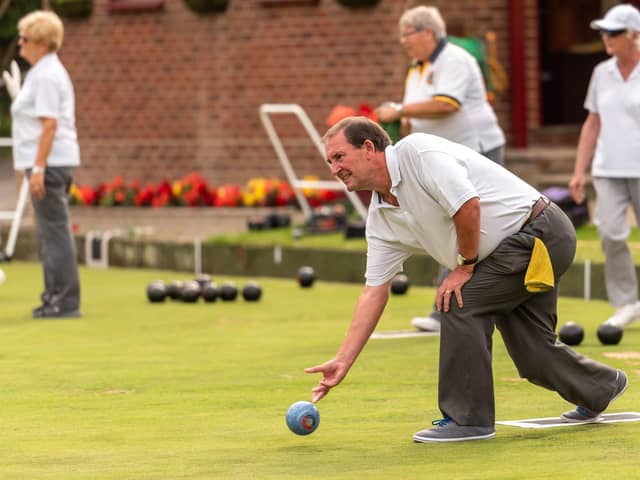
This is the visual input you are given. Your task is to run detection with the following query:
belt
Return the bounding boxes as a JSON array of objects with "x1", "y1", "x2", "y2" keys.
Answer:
[{"x1": 523, "y1": 197, "x2": 550, "y2": 227}]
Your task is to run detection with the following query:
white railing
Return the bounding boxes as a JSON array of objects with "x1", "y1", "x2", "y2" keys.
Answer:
[
  {"x1": 0, "y1": 137, "x2": 28, "y2": 260},
  {"x1": 259, "y1": 104, "x2": 368, "y2": 222}
]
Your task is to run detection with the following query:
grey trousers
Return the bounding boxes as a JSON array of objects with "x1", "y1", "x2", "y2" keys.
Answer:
[
  {"x1": 29, "y1": 167, "x2": 80, "y2": 311},
  {"x1": 592, "y1": 177, "x2": 640, "y2": 307},
  {"x1": 439, "y1": 203, "x2": 619, "y2": 426}
]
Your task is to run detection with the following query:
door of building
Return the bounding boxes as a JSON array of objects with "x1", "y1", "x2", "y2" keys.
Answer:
[{"x1": 538, "y1": 0, "x2": 609, "y2": 125}]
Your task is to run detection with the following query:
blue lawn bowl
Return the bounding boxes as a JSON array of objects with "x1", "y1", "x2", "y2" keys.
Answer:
[{"x1": 286, "y1": 401, "x2": 320, "y2": 436}]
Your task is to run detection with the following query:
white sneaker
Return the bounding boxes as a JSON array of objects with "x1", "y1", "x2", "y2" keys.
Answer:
[
  {"x1": 0, "y1": 267, "x2": 5, "y2": 285},
  {"x1": 411, "y1": 315, "x2": 441, "y2": 332},
  {"x1": 605, "y1": 301, "x2": 640, "y2": 328}
]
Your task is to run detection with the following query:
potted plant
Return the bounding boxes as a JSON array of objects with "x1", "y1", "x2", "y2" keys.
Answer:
[
  {"x1": 50, "y1": 0, "x2": 94, "y2": 19},
  {"x1": 336, "y1": 0, "x2": 379, "y2": 7},
  {"x1": 183, "y1": 0, "x2": 229, "y2": 14}
]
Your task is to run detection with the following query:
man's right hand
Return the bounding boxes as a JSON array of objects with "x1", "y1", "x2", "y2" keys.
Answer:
[
  {"x1": 2, "y1": 60, "x2": 21, "y2": 100},
  {"x1": 305, "y1": 358, "x2": 350, "y2": 403}
]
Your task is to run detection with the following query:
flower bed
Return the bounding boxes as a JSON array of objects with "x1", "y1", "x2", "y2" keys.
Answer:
[{"x1": 69, "y1": 173, "x2": 344, "y2": 208}]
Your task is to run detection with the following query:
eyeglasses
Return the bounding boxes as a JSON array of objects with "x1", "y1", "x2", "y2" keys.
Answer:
[
  {"x1": 399, "y1": 29, "x2": 424, "y2": 40},
  {"x1": 600, "y1": 29, "x2": 627, "y2": 38}
]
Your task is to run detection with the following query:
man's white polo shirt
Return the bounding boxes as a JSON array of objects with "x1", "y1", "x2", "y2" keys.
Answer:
[
  {"x1": 364, "y1": 134, "x2": 540, "y2": 286},
  {"x1": 403, "y1": 40, "x2": 505, "y2": 153},
  {"x1": 585, "y1": 57, "x2": 640, "y2": 178},
  {"x1": 11, "y1": 52, "x2": 80, "y2": 170}
]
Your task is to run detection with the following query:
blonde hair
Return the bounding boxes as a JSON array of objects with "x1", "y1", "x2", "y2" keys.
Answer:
[
  {"x1": 399, "y1": 6, "x2": 447, "y2": 40},
  {"x1": 18, "y1": 10, "x2": 64, "y2": 52}
]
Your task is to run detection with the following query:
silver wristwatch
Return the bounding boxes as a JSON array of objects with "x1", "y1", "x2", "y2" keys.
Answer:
[{"x1": 456, "y1": 253, "x2": 478, "y2": 266}]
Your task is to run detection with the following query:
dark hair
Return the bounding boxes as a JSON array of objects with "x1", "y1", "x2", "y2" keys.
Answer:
[{"x1": 323, "y1": 116, "x2": 391, "y2": 152}]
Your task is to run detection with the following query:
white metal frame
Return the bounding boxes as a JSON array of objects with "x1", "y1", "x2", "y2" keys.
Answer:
[
  {"x1": 84, "y1": 229, "x2": 123, "y2": 268},
  {"x1": 259, "y1": 104, "x2": 367, "y2": 222},
  {"x1": 0, "y1": 137, "x2": 28, "y2": 260}
]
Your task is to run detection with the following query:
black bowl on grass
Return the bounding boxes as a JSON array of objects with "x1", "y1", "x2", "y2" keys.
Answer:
[
  {"x1": 220, "y1": 282, "x2": 238, "y2": 301},
  {"x1": 147, "y1": 280, "x2": 166, "y2": 303},
  {"x1": 390, "y1": 274, "x2": 410, "y2": 295},
  {"x1": 242, "y1": 282, "x2": 262, "y2": 302},
  {"x1": 296, "y1": 266, "x2": 315, "y2": 288},
  {"x1": 558, "y1": 322, "x2": 584, "y2": 346},
  {"x1": 181, "y1": 281, "x2": 201, "y2": 303}
]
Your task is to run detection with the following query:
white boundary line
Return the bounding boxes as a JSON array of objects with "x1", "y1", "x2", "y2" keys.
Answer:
[{"x1": 370, "y1": 330, "x2": 439, "y2": 339}]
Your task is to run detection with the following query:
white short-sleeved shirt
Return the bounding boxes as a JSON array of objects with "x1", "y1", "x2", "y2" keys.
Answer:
[
  {"x1": 403, "y1": 40, "x2": 505, "y2": 153},
  {"x1": 584, "y1": 57, "x2": 640, "y2": 178},
  {"x1": 11, "y1": 52, "x2": 80, "y2": 170},
  {"x1": 365, "y1": 133, "x2": 541, "y2": 286}
]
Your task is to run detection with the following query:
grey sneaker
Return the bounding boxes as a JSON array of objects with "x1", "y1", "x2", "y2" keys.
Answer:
[
  {"x1": 561, "y1": 370, "x2": 629, "y2": 423},
  {"x1": 413, "y1": 417, "x2": 495, "y2": 443}
]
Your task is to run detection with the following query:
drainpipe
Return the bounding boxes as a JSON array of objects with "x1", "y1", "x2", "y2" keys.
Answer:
[{"x1": 509, "y1": 0, "x2": 528, "y2": 147}]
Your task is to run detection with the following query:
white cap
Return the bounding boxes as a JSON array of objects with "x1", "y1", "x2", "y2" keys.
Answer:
[{"x1": 590, "y1": 4, "x2": 640, "y2": 32}]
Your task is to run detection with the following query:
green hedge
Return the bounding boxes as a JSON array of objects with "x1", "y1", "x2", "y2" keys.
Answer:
[
  {"x1": 50, "y1": 0, "x2": 94, "y2": 19},
  {"x1": 0, "y1": 0, "x2": 40, "y2": 40}
]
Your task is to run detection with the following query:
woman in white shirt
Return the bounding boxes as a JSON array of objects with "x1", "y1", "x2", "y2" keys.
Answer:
[
  {"x1": 570, "y1": 4, "x2": 640, "y2": 329},
  {"x1": 11, "y1": 10, "x2": 81, "y2": 318},
  {"x1": 376, "y1": 6, "x2": 506, "y2": 333}
]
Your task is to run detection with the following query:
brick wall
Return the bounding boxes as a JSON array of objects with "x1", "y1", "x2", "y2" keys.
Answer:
[{"x1": 59, "y1": 0, "x2": 521, "y2": 186}]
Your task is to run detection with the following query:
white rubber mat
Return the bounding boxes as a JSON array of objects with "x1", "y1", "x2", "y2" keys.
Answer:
[{"x1": 497, "y1": 412, "x2": 640, "y2": 428}]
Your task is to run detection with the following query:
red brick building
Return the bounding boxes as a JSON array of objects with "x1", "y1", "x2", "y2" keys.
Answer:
[{"x1": 56, "y1": 0, "x2": 624, "y2": 187}]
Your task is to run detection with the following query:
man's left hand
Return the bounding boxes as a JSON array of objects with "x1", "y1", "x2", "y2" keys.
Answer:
[{"x1": 437, "y1": 265, "x2": 474, "y2": 312}]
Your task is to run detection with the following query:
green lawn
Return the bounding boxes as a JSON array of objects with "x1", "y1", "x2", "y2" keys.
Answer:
[{"x1": 0, "y1": 262, "x2": 639, "y2": 479}]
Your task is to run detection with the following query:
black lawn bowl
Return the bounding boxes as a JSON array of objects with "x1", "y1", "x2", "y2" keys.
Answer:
[
  {"x1": 166, "y1": 280, "x2": 184, "y2": 300},
  {"x1": 344, "y1": 220, "x2": 366, "y2": 239},
  {"x1": 242, "y1": 282, "x2": 262, "y2": 302},
  {"x1": 266, "y1": 213, "x2": 291, "y2": 229},
  {"x1": 558, "y1": 322, "x2": 584, "y2": 346},
  {"x1": 201, "y1": 282, "x2": 219, "y2": 302},
  {"x1": 390, "y1": 274, "x2": 410, "y2": 295},
  {"x1": 296, "y1": 266, "x2": 315, "y2": 288},
  {"x1": 247, "y1": 217, "x2": 268, "y2": 231},
  {"x1": 220, "y1": 282, "x2": 238, "y2": 301},
  {"x1": 181, "y1": 280, "x2": 201, "y2": 303},
  {"x1": 147, "y1": 280, "x2": 167, "y2": 303},
  {"x1": 597, "y1": 323, "x2": 623, "y2": 345}
]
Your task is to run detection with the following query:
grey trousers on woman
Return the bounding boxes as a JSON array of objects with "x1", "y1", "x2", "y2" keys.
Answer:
[
  {"x1": 439, "y1": 202, "x2": 619, "y2": 426},
  {"x1": 593, "y1": 177, "x2": 640, "y2": 307},
  {"x1": 29, "y1": 167, "x2": 81, "y2": 312}
]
